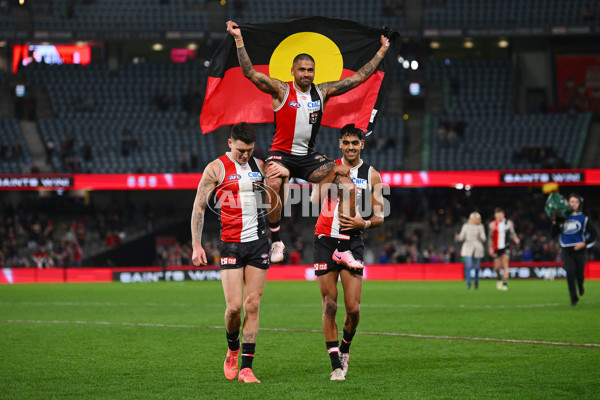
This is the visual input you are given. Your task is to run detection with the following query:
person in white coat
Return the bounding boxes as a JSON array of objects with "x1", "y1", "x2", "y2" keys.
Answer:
[{"x1": 455, "y1": 212, "x2": 486, "y2": 289}]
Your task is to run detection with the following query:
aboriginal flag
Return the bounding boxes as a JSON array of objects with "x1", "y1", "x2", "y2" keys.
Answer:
[{"x1": 200, "y1": 16, "x2": 398, "y2": 135}]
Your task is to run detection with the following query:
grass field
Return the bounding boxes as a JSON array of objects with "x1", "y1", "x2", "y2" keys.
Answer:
[{"x1": 1, "y1": 279, "x2": 599, "y2": 399}]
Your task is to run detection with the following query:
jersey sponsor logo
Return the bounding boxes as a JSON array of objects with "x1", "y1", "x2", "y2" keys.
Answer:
[
  {"x1": 314, "y1": 263, "x2": 328, "y2": 271},
  {"x1": 307, "y1": 100, "x2": 321, "y2": 109},
  {"x1": 563, "y1": 220, "x2": 582, "y2": 235},
  {"x1": 352, "y1": 177, "x2": 368, "y2": 189},
  {"x1": 288, "y1": 100, "x2": 301, "y2": 109},
  {"x1": 247, "y1": 172, "x2": 262, "y2": 179},
  {"x1": 221, "y1": 257, "x2": 237, "y2": 265},
  {"x1": 267, "y1": 155, "x2": 283, "y2": 160},
  {"x1": 309, "y1": 111, "x2": 319, "y2": 124},
  {"x1": 227, "y1": 174, "x2": 241, "y2": 181}
]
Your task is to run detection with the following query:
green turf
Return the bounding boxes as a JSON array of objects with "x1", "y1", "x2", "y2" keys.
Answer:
[{"x1": 1, "y1": 280, "x2": 599, "y2": 399}]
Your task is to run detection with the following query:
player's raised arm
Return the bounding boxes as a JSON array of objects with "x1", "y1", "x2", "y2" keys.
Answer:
[
  {"x1": 191, "y1": 160, "x2": 222, "y2": 266},
  {"x1": 226, "y1": 20, "x2": 287, "y2": 101},
  {"x1": 318, "y1": 35, "x2": 389, "y2": 100}
]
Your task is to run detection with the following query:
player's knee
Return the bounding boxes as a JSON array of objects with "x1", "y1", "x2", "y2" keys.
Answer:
[
  {"x1": 244, "y1": 296, "x2": 261, "y2": 317},
  {"x1": 346, "y1": 304, "x2": 360, "y2": 320},
  {"x1": 266, "y1": 176, "x2": 282, "y2": 191},
  {"x1": 323, "y1": 297, "x2": 337, "y2": 317},
  {"x1": 226, "y1": 304, "x2": 242, "y2": 319}
]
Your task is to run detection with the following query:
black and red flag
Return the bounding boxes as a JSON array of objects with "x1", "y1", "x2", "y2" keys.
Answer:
[{"x1": 200, "y1": 16, "x2": 398, "y2": 135}]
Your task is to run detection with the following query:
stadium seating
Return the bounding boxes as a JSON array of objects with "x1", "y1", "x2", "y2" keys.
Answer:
[
  {"x1": 0, "y1": 14, "x2": 14, "y2": 31},
  {"x1": 22, "y1": 62, "x2": 214, "y2": 173},
  {"x1": 0, "y1": 118, "x2": 32, "y2": 174},
  {"x1": 425, "y1": 59, "x2": 591, "y2": 170},
  {"x1": 423, "y1": 0, "x2": 599, "y2": 28},
  {"x1": 229, "y1": 0, "x2": 405, "y2": 29},
  {"x1": 428, "y1": 113, "x2": 591, "y2": 170},
  {"x1": 32, "y1": 0, "x2": 210, "y2": 32}
]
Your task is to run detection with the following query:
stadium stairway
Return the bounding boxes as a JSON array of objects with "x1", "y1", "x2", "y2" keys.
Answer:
[
  {"x1": 403, "y1": 109, "x2": 423, "y2": 170},
  {"x1": 11, "y1": 2, "x2": 31, "y2": 31},
  {"x1": 580, "y1": 122, "x2": 600, "y2": 168},
  {"x1": 32, "y1": 83, "x2": 55, "y2": 119},
  {"x1": 404, "y1": 0, "x2": 423, "y2": 29},
  {"x1": 0, "y1": 85, "x2": 12, "y2": 117},
  {"x1": 20, "y1": 121, "x2": 53, "y2": 172}
]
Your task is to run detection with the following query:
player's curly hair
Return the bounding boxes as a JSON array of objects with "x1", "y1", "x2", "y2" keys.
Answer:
[{"x1": 231, "y1": 122, "x2": 256, "y2": 144}]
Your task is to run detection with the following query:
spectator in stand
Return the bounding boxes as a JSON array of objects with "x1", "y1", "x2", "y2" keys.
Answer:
[
  {"x1": 575, "y1": 83, "x2": 590, "y2": 111},
  {"x1": 12, "y1": 140, "x2": 23, "y2": 161},
  {"x1": 190, "y1": 149, "x2": 199, "y2": 170},
  {"x1": 288, "y1": 247, "x2": 301, "y2": 265},
  {"x1": 81, "y1": 140, "x2": 92, "y2": 162},
  {"x1": 455, "y1": 212, "x2": 486, "y2": 290},
  {"x1": 105, "y1": 230, "x2": 121, "y2": 248},
  {"x1": 180, "y1": 151, "x2": 190, "y2": 172},
  {"x1": 521, "y1": 244, "x2": 534, "y2": 262},
  {"x1": 121, "y1": 134, "x2": 131, "y2": 157},
  {"x1": 0, "y1": 140, "x2": 8, "y2": 159}
]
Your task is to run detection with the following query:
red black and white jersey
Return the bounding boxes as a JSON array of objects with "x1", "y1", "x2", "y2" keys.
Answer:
[
  {"x1": 315, "y1": 158, "x2": 373, "y2": 240},
  {"x1": 270, "y1": 82, "x2": 324, "y2": 156},
  {"x1": 215, "y1": 154, "x2": 266, "y2": 243},
  {"x1": 491, "y1": 219, "x2": 513, "y2": 250}
]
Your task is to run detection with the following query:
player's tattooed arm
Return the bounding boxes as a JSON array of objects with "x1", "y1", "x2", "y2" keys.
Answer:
[
  {"x1": 226, "y1": 20, "x2": 286, "y2": 99},
  {"x1": 235, "y1": 39, "x2": 286, "y2": 99},
  {"x1": 191, "y1": 161, "x2": 221, "y2": 245},
  {"x1": 309, "y1": 162, "x2": 349, "y2": 204},
  {"x1": 307, "y1": 162, "x2": 335, "y2": 183},
  {"x1": 318, "y1": 59, "x2": 376, "y2": 97},
  {"x1": 318, "y1": 34, "x2": 389, "y2": 99}
]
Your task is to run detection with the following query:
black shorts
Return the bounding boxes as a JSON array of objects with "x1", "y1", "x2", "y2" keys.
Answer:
[
  {"x1": 494, "y1": 247, "x2": 510, "y2": 257},
  {"x1": 219, "y1": 236, "x2": 270, "y2": 270},
  {"x1": 313, "y1": 234, "x2": 364, "y2": 277},
  {"x1": 266, "y1": 150, "x2": 333, "y2": 181}
]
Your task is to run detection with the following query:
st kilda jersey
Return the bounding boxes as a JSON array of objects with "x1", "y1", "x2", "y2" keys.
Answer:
[
  {"x1": 491, "y1": 219, "x2": 514, "y2": 251},
  {"x1": 315, "y1": 159, "x2": 373, "y2": 240},
  {"x1": 215, "y1": 154, "x2": 266, "y2": 243},
  {"x1": 271, "y1": 82, "x2": 324, "y2": 156}
]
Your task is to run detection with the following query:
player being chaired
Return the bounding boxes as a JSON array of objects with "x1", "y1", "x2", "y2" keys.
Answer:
[
  {"x1": 312, "y1": 124, "x2": 385, "y2": 380},
  {"x1": 191, "y1": 122, "x2": 286, "y2": 383},
  {"x1": 226, "y1": 20, "x2": 389, "y2": 267}
]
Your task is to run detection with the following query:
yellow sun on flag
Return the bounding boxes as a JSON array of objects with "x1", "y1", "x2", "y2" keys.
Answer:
[{"x1": 269, "y1": 32, "x2": 343, "y2": 84}]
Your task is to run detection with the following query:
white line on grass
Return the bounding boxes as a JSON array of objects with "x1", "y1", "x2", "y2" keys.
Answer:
[
  {"x1": 4, "y1": 319, "x2": 600, "y2": 349},
  {"x1": 1, "y1": 301, "x2": 591, "y2": 309}
]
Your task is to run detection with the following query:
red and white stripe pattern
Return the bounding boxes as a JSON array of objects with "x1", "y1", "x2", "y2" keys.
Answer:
[
  {"x1": 314, "y1": 160, "x2": 347, "y2": 240},
  {"x1": 492, "y1": 219, "x2": 508, "y2": 250},
  {"x1": 315, "y1": 159, "x2": 372, "y2": 240},
  {"x1": 271, "y1": 82, "x2": 323, "y2": 155},
  {"x1": 215, "y1": 154, "x2": 264, "y2": 243}
]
